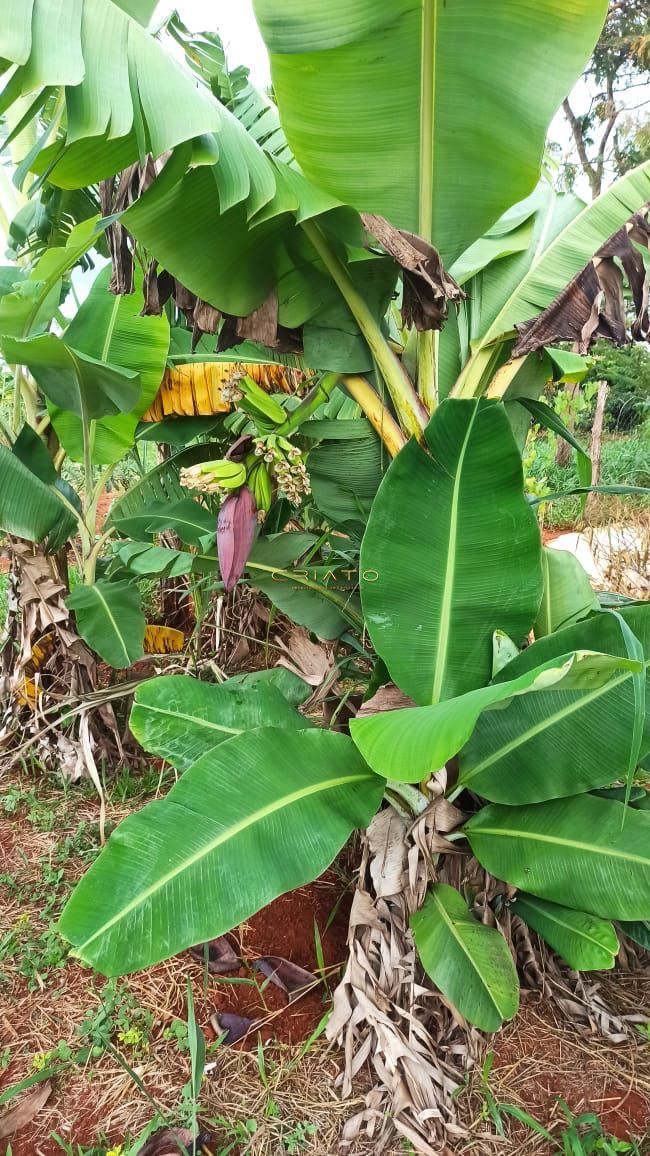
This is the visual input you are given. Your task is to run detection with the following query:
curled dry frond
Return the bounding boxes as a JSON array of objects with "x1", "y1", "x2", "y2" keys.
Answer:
[
  {"x1": 513, "y1": 205, "x2": 650, "y2": 356},
  {"x1": 361, "y1": 213, "x2": 465, "y2": 332}
]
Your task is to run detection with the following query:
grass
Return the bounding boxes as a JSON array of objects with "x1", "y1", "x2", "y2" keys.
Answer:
[{"x1": 527, "y1": 428, "x2": 650, "y2": 528}]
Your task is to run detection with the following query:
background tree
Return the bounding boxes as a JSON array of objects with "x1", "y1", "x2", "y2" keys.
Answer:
[{"x1": 562, "y1": 0, "x2": 649, "y2": 198}]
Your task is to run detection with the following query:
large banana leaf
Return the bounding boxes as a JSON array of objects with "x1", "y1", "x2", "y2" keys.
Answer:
[
  {"x1": 619, "y1": 921, "x2": 650, "y2": 950},
  {"x1": 466, "y1": 795, "x2": 650, "y2": 922},
  {"x1": 0, "y1": 444, "x2": 76, "y2": 545},
  {"x1": 0, "y1": 0, "x2": 271, "y2": 211},
  {"x1": 307, "y1": 427, "x2": 386, "y2": 529},
  {"x1": 1, "y1": 333, "x2": 141, "y2": 421},
  {"x1": 66, "y1": 579, "x2": 145, "y2": 668},
  {"x1": 411, "y1": 885, "x2": 519, "y2": 1032},
  {"x1": 122, "y1": 163, "x2": 396, "y2": 370},
  {"x1": 130, "y1": 674, "x2": 310, "y2": 772},
  {"x1": 49, "y1": 266, "x2": 170, "y2": 465},
  {"x1": 253, "y1": 0, "x2": 606, "y2": 262},
  {"x1": 512, "y1": 894, "x2": 618, "y2": 971},
  {"x1": 112, "y1": 498, "x2": 215, "y2": 548},
  {"x1": 534, "y1": 547, "x2": 600, "y2": 638},
  {"x1": 360, "y1": 399, "x2": 542, "y2": 705},
  {"x1": 459, "y1": 606, "x2": 650, "y2": 804},
  {"x1": 350, "y1": 651, "x2": 638, "y2": 783},
  {"x1": 0, "y1": 217, "x2": 100, "y2": 343},
  {"x1": 440, "y1": 187, "x2": 584, "y2": 393},
  {"x1": 58, "y1": 727, "x2": 383, "y2": 975}
]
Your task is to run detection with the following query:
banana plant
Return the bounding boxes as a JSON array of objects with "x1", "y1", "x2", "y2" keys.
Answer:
[
  {"x1": 57, "y1": 397, "x2": 650, "y2": 1032},
  {"x1": 3, "y1": 0, "x2": 650, "y2": 1035}
]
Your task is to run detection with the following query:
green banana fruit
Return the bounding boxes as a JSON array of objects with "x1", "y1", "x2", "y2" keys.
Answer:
[
  {"x1": 201, "y1": 459, "x2": 247, "y2": 488},
  {"x1": 238, "y1": 375, "x2": 287, "y2": 425},
  {"x1": 250, "y1": 461, "x2": 273, "y2": 513}
]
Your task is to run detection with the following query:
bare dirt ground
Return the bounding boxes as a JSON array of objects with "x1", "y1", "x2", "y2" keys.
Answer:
[{"x1": 1, "y1": 767, "x2": 649, "y2": 1156}]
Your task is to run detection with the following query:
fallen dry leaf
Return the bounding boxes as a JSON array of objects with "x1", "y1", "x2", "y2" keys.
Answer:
[
  {"x1": 355, "y1": 683, "x2": 416, "y2": 719},
  {"x1": 189, "y1": 935, "x2": 241, "y2": 974},
  {"x1": 0, "y1": 1080, "x2": 52, "y2": 1139},
  {"x1": 254, "y1": 955, "x2": 319, "y2": 1000},
  {"x1": 274, "y1": 626, "x2": 333, "y2": 687},
  {"x1": 210, "y1": 1011, "x2": 254, "y2": 1044}
]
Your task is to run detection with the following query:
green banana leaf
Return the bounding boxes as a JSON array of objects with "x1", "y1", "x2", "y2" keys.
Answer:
[
  {"x1": 0, "y1": 218, "x2": 100, "y2": 342},
  {"x1": 457, "y1": 161, "x2": 650, "y2": 393},
  {"x1": 360, "y1": 399, "x2": 542, "y2": 705},
  {"x1": 534, "y1": 547, "x2": 600, "y2": 638},
  {"x1": 411, "y1": 885, "x2": 519, "y2": 1032},
  {"x1": 114, "y1": 542, "x2": 196, "y2": 579},
  {"x1": 66, "y1": 579, "x2": 145, "y2": 668},
  {"x1": 512, "y1": 894, "x2": 618, "y2": 971},
  {"x1": 130, "y1": 674, "x2": 310, "y2": 771},
  {"x1": 58, "y1": 727, "x2": 383, "y2": 975},
  {"x1": 0, "y1": 0, "x2": 270, "y2": 207},
  {"x1": 49, "y1": 266, "x2": 170, "y2": 465},
  {"x1": 112, "y1": 498, "x2": 215, "y2": 549},
  {"x1": 618, "y1": 921, "x2": 650, "y2": 951},
  {"x1": 459, "y1": 606, "x2": 650, "y2": 804},
  {"x1": 465, "y1": 795, "x2": 650, "y2": 922},
  {"x1": 0, "y1": 444, "x2": 76, "y2": 546},
  {"x1": 248, "y1": 532, "x2": 360, "y2": 638},
  {"x1": 350, "y1": 651, "x2": 639, "y2": 783},
  {"x1": 1, "y1": 333, "x2": 141, "y2": 421},
  {"x1": 122, "y1": 162, "x2": 396, "y2": 371},
  {"x1": 441, "y1": 187, "x2": 585, "y2": 396},
  {"x1": 253, "y1": 0, "x2": 605, "y2": 263},
  {"x1": 227, "y1": 667, "x2": 312, "y2": 707},
  {"x1": 308, "y1": 430, "x2": 386, "y2": 529},
  {"x1": 518, "y1": 398, "x2": 592, "y2": 489}
]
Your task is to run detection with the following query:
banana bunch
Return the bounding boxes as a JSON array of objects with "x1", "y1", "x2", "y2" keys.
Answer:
[
  {"x1": 237, "y1": 374, "x2": 287, "y2": 431},
  {"x1": 252, "y1": 435, "x2": 311, "y2": 507},
  {"x1": 179, "y1": 459, "x2": 246, "y2": 495}
]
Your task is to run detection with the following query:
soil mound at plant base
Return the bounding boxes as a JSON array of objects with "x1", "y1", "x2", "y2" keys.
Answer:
[{"x1": 200, "y1": 870, "x2": 352, "y2": 1048}]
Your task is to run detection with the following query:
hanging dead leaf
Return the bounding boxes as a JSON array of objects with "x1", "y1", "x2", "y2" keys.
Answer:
[
  {"x1": 143, "y1": 625, "x2": 185, "y2": 655},
  {"x1": 0, "y1": 1080, "x2": 52, "y2": 1139},
  {"x1": 513, "y1": 205, "x2": 650, "y2": 356},
  {"x1": 100, "y1": 158, "x2": 158, "y2": 295},
  {"x1": 189, "y1": 935, "x2": 241, "y2": 974},
  {"x1": 254, "y1": 956, "x2": 319, "y2": 1000},
  {"x1": 362, "y1": 213, "x2": 465, "y2": 331}
]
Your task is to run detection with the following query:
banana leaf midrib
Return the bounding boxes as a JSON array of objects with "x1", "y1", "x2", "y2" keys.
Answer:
[
  {"x1": 131, "y1": 702, "x2": 240, "y2": 736},
  {"x1": 430, "y1": 888, "x2": 509, "y2": 1017},
  {"x1": 86, "y1": 584, "x2": 131, "y2": 667},
  {"x1": 460, "y1": 668, "x2": 633, "y2": 783},
  {"x1": 469, "y1": 826, "x2": 650, "y2": 866},
  {"x1": 515, "y1": 895, "x2": 616, "y2": 952},
  {"x1": 71, "y1": 769, "x2": 375, "y2": 953},
  {"x1": 430, "y1": 399, "x2": 480, "y2": 703}
]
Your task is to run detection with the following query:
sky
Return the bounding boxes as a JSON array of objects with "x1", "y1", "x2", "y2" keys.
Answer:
[
  {"x1": 168, "y1": 0, "x2": 619, "y2": 200},
  {"x1": 174, "y1": 0, "x2": 271, "y2": 85}
]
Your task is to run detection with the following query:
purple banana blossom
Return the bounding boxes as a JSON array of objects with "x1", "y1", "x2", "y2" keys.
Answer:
[{"x1": 217, "y1": 485, "x2": 257, "y2": 592}]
